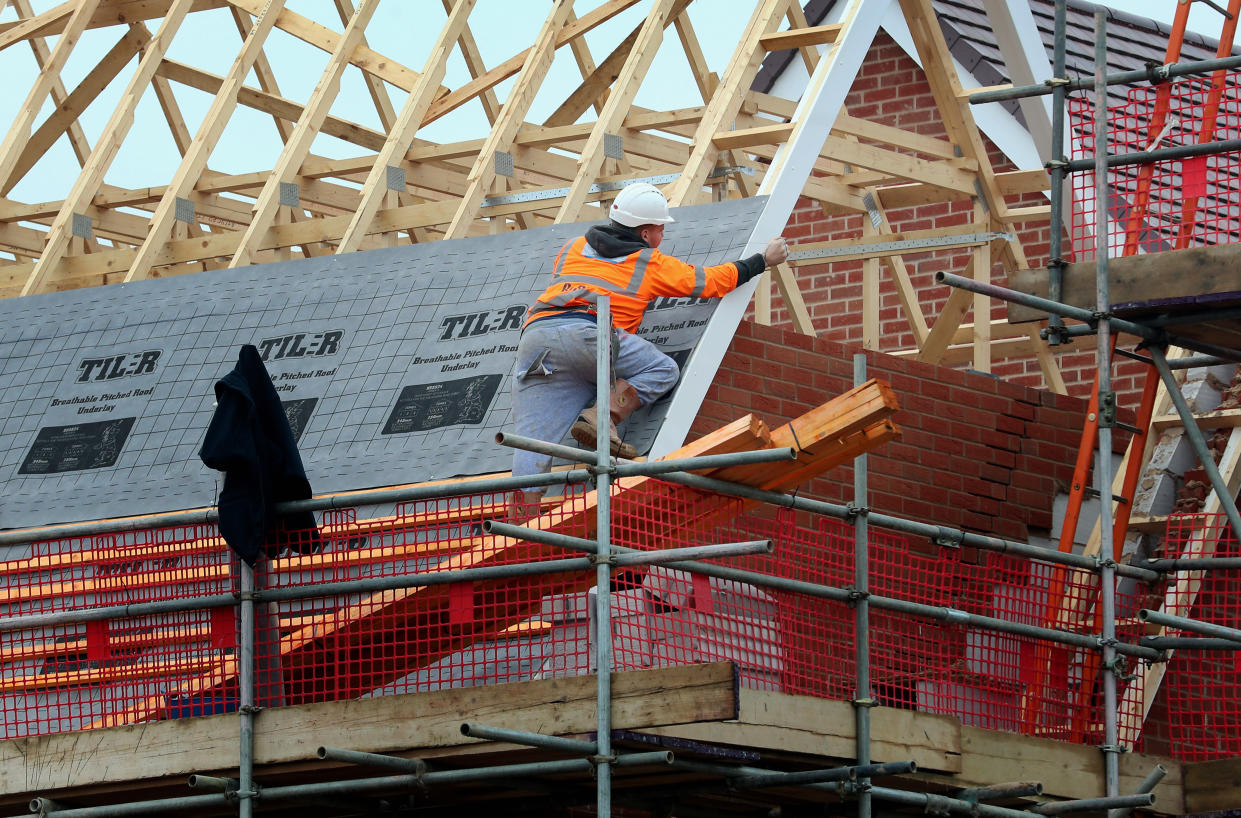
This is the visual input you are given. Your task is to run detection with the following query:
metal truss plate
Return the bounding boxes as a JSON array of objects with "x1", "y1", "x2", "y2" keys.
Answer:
[{"x1": 788, "y1": 232, "x2": 1016, "y2": 261}]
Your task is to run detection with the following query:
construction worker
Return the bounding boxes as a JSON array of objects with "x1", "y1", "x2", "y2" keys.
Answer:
[{"x1": 509, "y1": 182, "x2": 789, "y2": 511}]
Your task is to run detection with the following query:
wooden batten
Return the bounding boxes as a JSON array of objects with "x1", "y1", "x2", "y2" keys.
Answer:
[{"x1": 1008, "y1": 244, "x2": 1241, "y2": 323}]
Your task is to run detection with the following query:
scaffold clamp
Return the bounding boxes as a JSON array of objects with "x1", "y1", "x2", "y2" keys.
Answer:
[
  {"x1": 932, "y1": 527, "x2": 963, "y2": 548},
  {"x1": 844, "y1": 585, "x2": 869, "y2": 603},
  {"x1": 845, "y1": 502, "x2": 869, "y2": 519}
]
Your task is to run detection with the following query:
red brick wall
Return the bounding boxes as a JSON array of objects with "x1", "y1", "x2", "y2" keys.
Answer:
[
  {"x1": 694, "y1": 321, "x2": 1085, "y2": 543},
  {"x1": 760, "y1": 31, "x2": 1148, "y2": 405}
]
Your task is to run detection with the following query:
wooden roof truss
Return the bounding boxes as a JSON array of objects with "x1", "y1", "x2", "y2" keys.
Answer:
[{"x1": 0, "y1": 0, "x2": 1062, "y2": 388}]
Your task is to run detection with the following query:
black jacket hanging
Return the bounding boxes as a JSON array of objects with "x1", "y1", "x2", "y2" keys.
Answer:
[{"x1": 200, "y1": 345, "x2": 321, "y2": 565}]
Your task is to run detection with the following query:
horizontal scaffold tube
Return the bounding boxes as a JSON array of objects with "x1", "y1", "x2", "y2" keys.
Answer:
[
  {"x1": 1139, "y1": 609, "x2": 1241, "y2": 644},
  {"x1": 0, "y1": 468, "x2": 596, "y2": 548},
  {"x1": 936, "y1": 271, "x2": 1241, "y2": 364},
  {"x1": 32, "y1": 754, "x2": 677, "y2": 818},
  {"x1": 968, "y1": 54, "x2": 1241, "y2": 104},
  {"x1": 484, "y1": 522, "x2": 1161, "y2": 662}
]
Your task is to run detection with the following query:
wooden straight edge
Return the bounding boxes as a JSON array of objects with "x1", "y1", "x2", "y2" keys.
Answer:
[
  {"x1": 1, "y1": 655, "x2": 222, "y2": 695},
  {"x1": 957, "y1": 724, "x2": 1182, "y2": 808},
  {"x1": 1008, "y1": 244, "x2": 1241, "y2": 324},
  {"x1": 0, "y1": 662, "x2": 738, "y2": 797},
  {"x1": 823, "y1": 134, "x2": 980, "y2": 194},
  {"x1": 0, "y1": 624, "x2": 213, "y2": 664},
  {"x1": 0, "y1": 500, "x2": 500, "y2": 576},
  {"x1": 1183, "y1": 756, "x2": 1241, "y2": 813},
  {"x1": 1150, "y1": 406, "x2": 1241, "y2": 433},
  {"x1": 899, "y1": 334, "x2": 1037, "y2": 366},
  {"x1": 643, "y1": 686, "x2": 962, "y2": 774},
  {"x1": 711, "y1": 121, "x2": 793, "y2": 151},
  {"x1": 154, "y1": 58, "x2": 389, "y2": 152},
  {"x1": 665, "y1": 0, "x2": 786, "y2": 206},
  {"x1": 759, "y1": 23, "x2": 841, "y2": 51},
  {"x1": 0, "y1": 564, "x2": 230, "y2": 606}
]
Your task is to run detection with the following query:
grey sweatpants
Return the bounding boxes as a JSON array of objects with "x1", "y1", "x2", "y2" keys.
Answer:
[{"x1": 510, "y1": 317, "x2": 680, "y2": 482}]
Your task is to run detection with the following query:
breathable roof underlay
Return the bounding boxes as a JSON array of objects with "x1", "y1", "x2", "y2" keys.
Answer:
[{"x1": 0, "y1": 197, "x2": 765, "y2": 530}]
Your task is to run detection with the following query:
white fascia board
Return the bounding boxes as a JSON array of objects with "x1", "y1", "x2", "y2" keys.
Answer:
[
  {"x1": 650, "y1": 0, "x2": 892, "y2": 458},
  {"x1": 880, "y1": 3, "x2": 1047, "y2": 174}
]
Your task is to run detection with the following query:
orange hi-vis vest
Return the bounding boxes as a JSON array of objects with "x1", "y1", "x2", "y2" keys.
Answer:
[{"x1": 525, "y1": 236, "x2": 742, "y2": 333}]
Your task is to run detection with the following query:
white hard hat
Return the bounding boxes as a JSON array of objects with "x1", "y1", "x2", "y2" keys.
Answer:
[{"x1": 610, "y1": 182, "x2": 675, "y2": 227}]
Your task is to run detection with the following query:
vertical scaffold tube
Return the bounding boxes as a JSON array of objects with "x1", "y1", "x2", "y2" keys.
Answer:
[
  {"x1": 238, "y1": 561, "x2": 257, "y2": 818},
  {"x1": 1047, "y1": 0, "x2": 1069, "y2": 345},
  {"x1": 853, "y1": 353, "x2": 873, "y2": 818},
  {"x1": 1092, "y1": 12, "x2": 1121, "y2": 799},
  {"x1": 594, "y1": 297, "x2": 614, "y2": 818}
]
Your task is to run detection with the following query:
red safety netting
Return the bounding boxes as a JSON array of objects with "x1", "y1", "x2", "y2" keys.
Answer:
[
  {"x1": 0, "y1": 525, "x2": 233, "y2": 736},
  {"x1": 1148, "y1": 512, "x2": 1241, "y2": 762},
  {"x1": 0, "y1": 483, "x2": 1161, "y2": 748},
  {"x1": 1069, "y1": 72, "x2": 1241, "y2": 261}
]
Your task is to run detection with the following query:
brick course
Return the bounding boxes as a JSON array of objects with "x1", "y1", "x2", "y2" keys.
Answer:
[{"x1": 693, "y1": 321, "x2": 1084, "y2": 543}]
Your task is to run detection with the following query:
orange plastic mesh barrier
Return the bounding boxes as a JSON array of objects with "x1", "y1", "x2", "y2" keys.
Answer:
[
  {"x1": 0, "y1": 484, "x2": 1153, "y2": 746},
  {"x1": 1148, "y1": 512, "x2": 1241, "y2": 761},
  {"x1": 1069, "y1": 72, "x2": 1241, "y2": 261}
]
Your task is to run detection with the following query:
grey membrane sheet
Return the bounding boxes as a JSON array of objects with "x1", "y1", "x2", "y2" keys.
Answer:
[{"x1": 0, "y1": 197, "x2": 766, "y2": 529}]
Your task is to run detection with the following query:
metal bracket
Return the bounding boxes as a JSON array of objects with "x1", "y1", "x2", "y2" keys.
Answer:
[
  {"x1": 278, "y1": 182, "x2": 299, "y2": 208},
  {"x1": 844, "y1": 586, "x2": 869, "y2": 603},
  {"x1": 708, "y1": 164, "x2": 755, "y2": 179},
  {"x1": 1098, "y1": 390, "x2": 1117, "y2": 428},
  {"x1": 932, "y1": 527, "x2": 964, "y2": 548},
  {"x1": 385, "y1": 165, "x2": 406, "y2": 192},
  {"x1": 174, "y1": 197, "x2": 196, "y2": 224},
  {"x1": 845, "y1": 502, "x2": 869, "y2": 519},
  {"x1": 603, "y1": 133, "x2": 624, "y2": 160},
  {"x1": 70, "y1": 212, "x2": 92, "y2": 240},
  {"x1": 494, "y1": 151, "x2": 514, "y2": 177}
]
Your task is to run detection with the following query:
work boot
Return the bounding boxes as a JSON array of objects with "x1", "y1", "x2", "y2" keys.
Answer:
[{"x1": 571, "y1": 379, "x2": 640, "y2": 458}]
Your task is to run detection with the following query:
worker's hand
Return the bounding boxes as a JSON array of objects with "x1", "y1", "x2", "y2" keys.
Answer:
[{"x1": 763, "y1": 237, "x2": 789, "y2": 268}]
